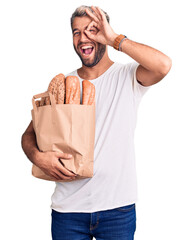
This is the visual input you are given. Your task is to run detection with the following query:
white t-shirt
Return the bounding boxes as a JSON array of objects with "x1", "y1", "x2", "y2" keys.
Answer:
[{"x1": 51, "y1": 61, "x2": 150, "y2": 213}]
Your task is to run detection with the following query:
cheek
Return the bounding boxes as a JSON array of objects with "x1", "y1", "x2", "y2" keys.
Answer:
[
  {"x1": 73, "y1": 38, "x2": 78, "y2": 48},
  {"x1": 94, "y1": 44, "x2": 99, "y2": 53}
]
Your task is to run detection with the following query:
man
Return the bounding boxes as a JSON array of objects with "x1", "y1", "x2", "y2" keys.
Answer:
[{"x1": 21, "y1": 5, "x2": 172, "y2": 240}]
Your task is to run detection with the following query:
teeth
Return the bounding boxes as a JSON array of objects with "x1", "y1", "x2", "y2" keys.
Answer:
[{"x1": 81, "y1": 46, "x2": 93, "y2": 49}]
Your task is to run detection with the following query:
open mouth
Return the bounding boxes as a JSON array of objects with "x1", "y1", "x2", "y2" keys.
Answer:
[{"x1": 80, "y1": 45, "x2": 94, "y2": 56}]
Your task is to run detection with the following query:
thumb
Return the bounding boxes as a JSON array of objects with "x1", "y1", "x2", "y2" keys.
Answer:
[{"x1": 55, "y1": 151, "x2": 73, "y2": 159}]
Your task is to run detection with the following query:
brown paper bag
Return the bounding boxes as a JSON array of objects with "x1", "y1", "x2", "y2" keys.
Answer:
[{"x1": 31, "y1": 91, "x2": 95, "y2": 181}]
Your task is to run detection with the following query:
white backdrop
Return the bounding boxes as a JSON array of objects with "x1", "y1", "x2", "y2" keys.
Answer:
[{"x1": 0, "y1": 0, "x2": 191, "y2": 239}]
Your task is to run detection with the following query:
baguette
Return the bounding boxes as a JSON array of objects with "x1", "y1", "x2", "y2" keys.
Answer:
[
  {"x1": 82, "y1": 80, "x2": 95, "y2": 105},
  {"x1": 65, "y1": 76, "x2": 80, "y2": 104}
]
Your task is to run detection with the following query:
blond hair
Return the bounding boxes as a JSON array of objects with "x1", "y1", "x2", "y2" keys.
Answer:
[{"x1": 70, "y1": 5, "x2": 110, "y2": 29}]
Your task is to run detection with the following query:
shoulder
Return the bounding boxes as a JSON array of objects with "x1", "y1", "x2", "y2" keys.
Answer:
[
  {"x1": 112, "y1": 62, "x2": 139, "y2": 80},
  {"x1": 113, "y1": 61, "x2": 139, "y2": 73},
  {"x1": 123, "y1": 61, "x2": 139, "y2": 72}
]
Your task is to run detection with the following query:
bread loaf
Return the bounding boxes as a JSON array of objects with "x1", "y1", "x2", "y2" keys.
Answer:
[
  {"x1": 65, "y1": 76, "x2": 80, "y2": 104},
  {"x1": 39, "y1": 73, "x2": 65, "y2": 106},
  {"x1": 35, "y1": 74, "x2": 95, "y2": 107},
  {"x1": 82, "y1": 80, "x2": 95, "y2": 105}
]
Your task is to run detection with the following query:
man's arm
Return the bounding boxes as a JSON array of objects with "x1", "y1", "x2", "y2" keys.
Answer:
[
  {"x1": 21, "y1": 121, "x2": 41, "y2": 165},
  {"x1": 85, "y1": 6, "x2": 172, "y2": 86},
  {"x1": 21, "y1": 121, "x2": 77, "y2": 180},
  {"x1": 119, "y1": 39, "x2": 172, "y2": 86}
]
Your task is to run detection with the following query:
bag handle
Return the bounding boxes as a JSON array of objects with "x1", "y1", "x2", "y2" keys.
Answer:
[{"x1": 32, "y1": 91, "x2": 56, "y2": 111}]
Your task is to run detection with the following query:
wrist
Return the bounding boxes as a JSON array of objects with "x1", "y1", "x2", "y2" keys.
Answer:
[
  {"x1": 108, "y1": 33, "x2": 119, "y2": 47},
  {"x1": 32, "y1": 150, "x2": 43, "y2": 167},
  {"x1": 113, "y1": 34, "x2": 128, "y2": 51}
]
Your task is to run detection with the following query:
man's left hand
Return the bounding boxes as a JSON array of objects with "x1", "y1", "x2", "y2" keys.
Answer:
[{"x1": 85, "y1": 6, "x2": 118, "y2": 46}]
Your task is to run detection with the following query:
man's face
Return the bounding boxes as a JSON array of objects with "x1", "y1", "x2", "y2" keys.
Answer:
[{"x1": 72, "y1": 16, "x2": 106, "y2": 67}]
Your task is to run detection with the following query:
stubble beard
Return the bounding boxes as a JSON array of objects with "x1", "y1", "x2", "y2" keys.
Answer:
[{"x1": 74, "y1": 43, "x2": 106, "y2": 68}]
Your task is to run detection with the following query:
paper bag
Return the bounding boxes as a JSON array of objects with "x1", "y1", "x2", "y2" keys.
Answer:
[{"x1": 31, "y1": 91, "x2": 95, "y2": 181}]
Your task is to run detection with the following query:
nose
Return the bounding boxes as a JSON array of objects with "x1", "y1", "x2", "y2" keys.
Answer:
[{"x1": 80, "y1": 31, "x2": 90, "y2": 42}]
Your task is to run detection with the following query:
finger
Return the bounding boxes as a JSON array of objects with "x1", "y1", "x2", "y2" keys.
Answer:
[
  {"x1": 57, "y1": 159, "x2": 77, "y2": 177},
  {"x1": 85, "y1": 8, "x2": 99, "y2": 23},
  {"x1": 84, "y1": 29, "x2": 97, "y2": 41},
  {"x1": 59, "y1": 166, "x2": 77, "y2": 177},
  {"x1": 87, "y1": 20, "x2": 98, "y2": 31},
  {"x1": 53, "y1": 172, "x2": 75, "y2": 181},
  {"x1": 52, "y1": 172, "x2": 62, "y2": 181},
  {"x1": 97, "y1": 7, "x2": 108, "y2": 23},
  {"x1": 46, "y1": 170, "x2": 62, "y2": 181},
  {"x1": 56, "y1": 169, "x2": 75, "y2": 180},
  {"x1": 91, "y1": 6, "x2": 102, "y2": 21},
  {"x1": 55, "y1": 151, "x2": 72, "y2": 159}
]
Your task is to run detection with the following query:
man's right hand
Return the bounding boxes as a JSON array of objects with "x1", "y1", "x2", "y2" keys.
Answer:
[
  {"x1": 21, "y1": 120, "x2": 77, "y2": 181},
  {"x1": 35, "y1": 151, "x2": 77, "y2": 181}
]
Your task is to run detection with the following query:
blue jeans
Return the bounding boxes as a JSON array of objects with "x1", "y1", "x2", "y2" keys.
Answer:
[{"x1": 51, "y1": 203, "x2": 136, "y2": 240}]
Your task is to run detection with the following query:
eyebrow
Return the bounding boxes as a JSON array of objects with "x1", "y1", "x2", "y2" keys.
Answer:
[
  {"x1": 72, "y1": 28, "x2": 79, "y2": 33},
  {"x1": 72, "y1": 25, "x2": 97, "y2": 33}
]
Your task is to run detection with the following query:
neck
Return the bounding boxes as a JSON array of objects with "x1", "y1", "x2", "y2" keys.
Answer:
[{"x1": 77, "y1": 49, "x2": 114, "y2": 80}]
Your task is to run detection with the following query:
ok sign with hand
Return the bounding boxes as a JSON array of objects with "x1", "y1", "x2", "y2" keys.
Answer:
[{"x1": 84, "y1": 6, "x2": 118, "y2": 47}]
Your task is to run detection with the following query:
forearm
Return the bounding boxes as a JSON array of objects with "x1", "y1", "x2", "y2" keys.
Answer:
[
  {"x1": 118, "y1": 38, "x2": 171, "y2": 75},
  {"x1": 84, "y1": 5, "x2": 171, "y2": 86},
  {"x1": 21, "y1": 130, "x2": 41, "y2": 166}
]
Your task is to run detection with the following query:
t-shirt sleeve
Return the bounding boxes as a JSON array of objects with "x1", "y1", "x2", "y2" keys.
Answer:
[{"x1": 129, "y1": 61, "x2": 150, "y2": 100}]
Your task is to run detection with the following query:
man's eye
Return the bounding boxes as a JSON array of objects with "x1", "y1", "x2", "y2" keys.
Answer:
[
  {"x1": 89, "y1": 29, "x2": 97, "y2": 34},
  {"x1": 73, "y1": 32, "x2": 80, "y2": 36}
]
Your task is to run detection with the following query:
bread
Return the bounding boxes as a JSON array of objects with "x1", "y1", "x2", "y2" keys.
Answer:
[
  {"x1": 65, "y1": 76, "x2": 80, "y2": 104},
  {"x1": 82, "y1": 80, "x2": 95, "y2": 105},
  {"x1": 39, "y1": 73, "x2": 65, "y2": 106}
]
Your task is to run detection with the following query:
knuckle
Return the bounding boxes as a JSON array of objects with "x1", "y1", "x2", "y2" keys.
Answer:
[
  {"x1": 61, "y1": 175, "x2": 71, "y2": 180},
  {"x1": 61, "y1": 169, "x2": 74, "y2": 178},
  {"x1": 64, "y1": 169, "x2": 75, "y2": 177},
  {"x1": 51, "y1": 159, "x2": 57, "y2": 168},
  {"x1": 65, "y1": 153, "x2": 72, "y2": 158},
  {"x1": 54, "y1": 151, "x2": 60, "y2": 157},
  {"x1": 64, "y1": 176, "x2": 72, "y2": 180},
  {"x1": 56, "y1": 151, "x2": 72, "y2": 159}
]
